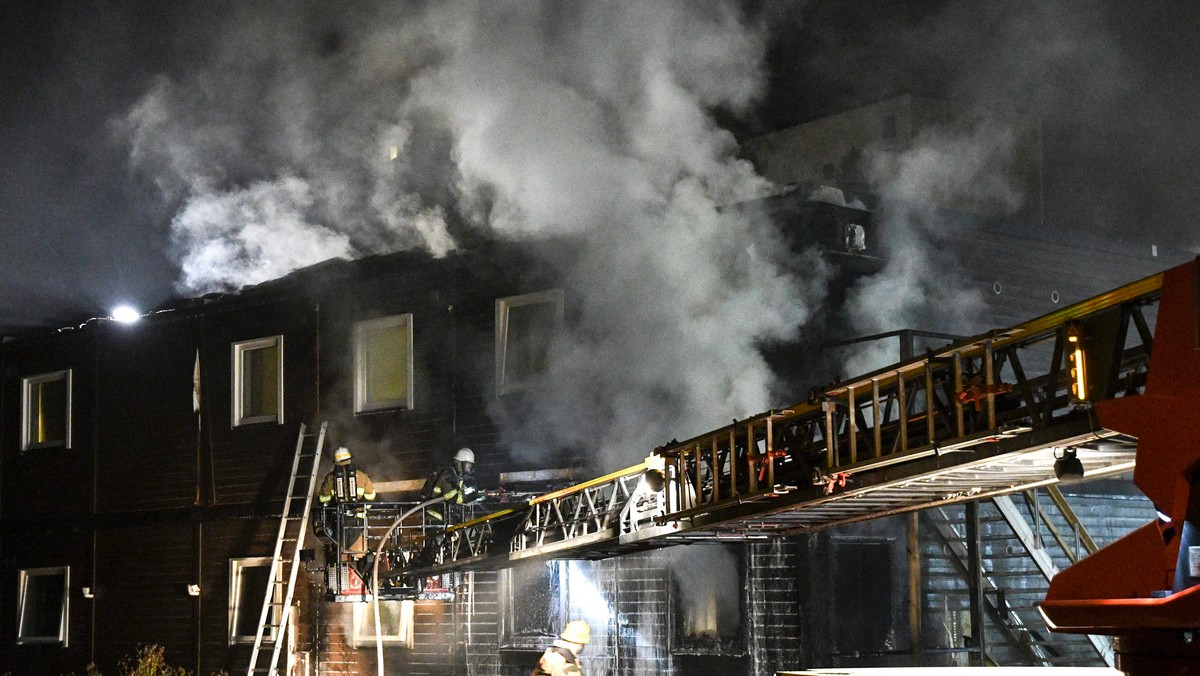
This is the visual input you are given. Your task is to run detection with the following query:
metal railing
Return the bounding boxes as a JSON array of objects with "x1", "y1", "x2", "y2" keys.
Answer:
[{"x1": 391, "y1": 269, "x2": 1164, "y2": 574}]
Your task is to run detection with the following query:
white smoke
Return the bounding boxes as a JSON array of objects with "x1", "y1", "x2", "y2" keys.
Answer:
[
  {"x1": 115, "y1": 1, "x2": 822, "y2": 467},
  {"x1": 115, "y1": 6, "x2": 454, "y2": 294},
  {"x1": 843, "y1": 121, "x2": 1019, "y2": 375},
  {"x1": 406, "y1": 1, "x2": 814, "y2": 464}
]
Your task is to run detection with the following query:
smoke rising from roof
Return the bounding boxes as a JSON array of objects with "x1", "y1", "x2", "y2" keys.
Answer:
[{"x1": 109, "y1": 1, "x2": 820, "y2": 467}]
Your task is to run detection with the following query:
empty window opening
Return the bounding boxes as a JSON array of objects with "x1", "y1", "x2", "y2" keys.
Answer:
[
  {"x1": 232, "y1": 336, "x2": 284, "y2": 426},
  {"x1": 501, "y1": 561, "x2": 565, "y2": 648},
  {"x1": 353, "y1": 314, "x2": 414, "y2": 413},
  {"x1": 22, "y1": 370, "x2": 72, "y2": 450},
  {"x1": 496, "y1": 290, "x2": 564, "y2": 395},
  {"x1": 18, "y1": 566, "x2": 69, "y2": 646},
  {"x1": 229, "y1": 557, "x2": 278, "y2": 645}
]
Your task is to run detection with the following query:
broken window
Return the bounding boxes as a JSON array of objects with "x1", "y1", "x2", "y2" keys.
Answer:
[
  {"x1": 231, "y1": 336, "x2": 283, "y2": 426},
  {"x1": 352, "y1": 600, "x2": 414, "y2": 647},
  {"x1": 21, "y1": 370, "x2": 72, "y2": 450},
  {"x1": 228, "y1": 557, "x2": 278, "y2": 645},
  {"x1": 495, "y1": 289, "x2": 563, "y2": 395},
  {"x1": 500, "y1": 561, "x2": 565, "y2": 649},
  {"x1": 17, "y1": 566, "x2": 69, "y2": 645},
  {"x1": 667, "y1": 545, "x2": 745, "y2": 655},
  {"x1": 353, "y1": 314, "x2": 413, "y2": 413}
]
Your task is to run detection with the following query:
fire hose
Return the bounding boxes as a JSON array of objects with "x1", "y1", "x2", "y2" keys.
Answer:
[{"x1": 372, "y1": 497, "x2": 442, "y2": 676}]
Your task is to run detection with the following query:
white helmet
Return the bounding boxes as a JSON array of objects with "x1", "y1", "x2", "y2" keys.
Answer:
[
  {"x1": 334, "y1": 447, "x2": 352, "y2": 464},
  {"x1": 453, "y1": 447, "x2": 475, "y2": 464}
]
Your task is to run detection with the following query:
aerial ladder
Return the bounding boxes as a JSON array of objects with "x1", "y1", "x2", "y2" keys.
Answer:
[
  {"x1": 321, "y1": 259, "x2": 1199, "y2": 674},
  {"x1": 384, "y1": 260, "x2": 1170, "y2": 579},
  {"x1": 247, "y1": 421, "x2": 326, "y2": 676}
]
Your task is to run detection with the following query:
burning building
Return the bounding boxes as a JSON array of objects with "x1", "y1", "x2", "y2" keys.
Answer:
[{"x1": 0, "y1": 84, "x2": 1193, "y2": 675}]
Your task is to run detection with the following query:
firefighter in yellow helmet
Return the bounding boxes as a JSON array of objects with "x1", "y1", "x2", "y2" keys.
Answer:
[
  {"x1": 316, "y1": 446, "x2": 377, "y2": 558},
  {"x1": 533, "y1": 620, "x2": 590, "y2": 675},
  {"x1": 318, "y1": 446, "x2": 377, "y2": 503}
]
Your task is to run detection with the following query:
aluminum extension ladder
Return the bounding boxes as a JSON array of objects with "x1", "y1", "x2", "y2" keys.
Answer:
[{"x1": 247, "y1": 421, "x2": 327, "y2": 676}]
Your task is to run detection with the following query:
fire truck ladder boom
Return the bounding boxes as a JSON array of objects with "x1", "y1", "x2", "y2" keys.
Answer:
[
  {"x1": 395, "y1": 265, "x2": 1173, "y2": 580},
  {"x1": 247, "y1": 421, "x2": 327, "y2": 676}
]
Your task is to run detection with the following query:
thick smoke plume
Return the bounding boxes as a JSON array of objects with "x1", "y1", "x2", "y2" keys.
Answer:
[
  {"x1": 115, "y1": 1, "x2": 820, "y2": 468},
  {"x1": 841, "y1": 122, "x2": 1015, "y2": 375}
]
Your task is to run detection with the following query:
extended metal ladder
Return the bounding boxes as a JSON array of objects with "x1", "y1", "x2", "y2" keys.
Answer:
[{"x1": 247, "y1": 421, "x2": 327, "y2": 676}]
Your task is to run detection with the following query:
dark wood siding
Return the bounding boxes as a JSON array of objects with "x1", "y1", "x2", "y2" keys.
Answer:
[
  {"x1": 96, "y1": 317, "x2": 203, "y2": 512},
  {"x1": 0, "y1": 527, "x2": 93, "y2": 673},
  {"x1": 93, "y1": 523, "x2": 197, "y2": 672},
  {"x1": 2, "y1": 328, "x2": 96, "y2": 520}
]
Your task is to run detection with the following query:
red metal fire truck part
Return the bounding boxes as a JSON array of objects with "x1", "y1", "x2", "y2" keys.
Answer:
[{"x1": 1039, "y1": 258, "x2": 1200, "y2": 635}]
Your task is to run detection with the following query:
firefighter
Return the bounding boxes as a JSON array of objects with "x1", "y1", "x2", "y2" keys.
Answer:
[
  {"x1": 316, "y1": 446, "x2": 377, "y2": 558},
  {"x1": 318, "y1": 446, "x2": 377, "y2": 503},
  {"x1": 420, "y1": 447, "x2": 479, "y2": 523},
  {"x1": 533, "y1": 620, "x2": 590, "y2": 676}
]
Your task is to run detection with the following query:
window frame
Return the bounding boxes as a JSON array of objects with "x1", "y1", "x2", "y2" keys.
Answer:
[
  {"x1": 667, "y1": 545, "x2": 747, "y2": 656},
  {"x1": 17, "y1": 566, "x2": 70, "y2": 646},
  {"x1": 21, "y1": 370, "x2": 73, "y2": 451},
  {"x1": 350, "y1": 600, "x2": 415, "y2": 648},
  {"x1": 495, "y1": 289, "x2": 564, "y2": 396},
  {"x1": 352, "y1": 314, "x2": 414, "y2": 414},
  {"x1": 228, "y1": 556, "x2": 279, "y2": 646},
  {"x1": 499, "y1": 560, "x2": 567, "y2": 651},
  {"x1": 231, "y1": 336, "x2": 285, "y2": 427}
]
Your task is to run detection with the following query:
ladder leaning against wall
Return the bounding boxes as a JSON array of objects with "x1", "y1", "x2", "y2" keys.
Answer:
[{"x1": 247, "y1": 421, "x2": 327, "y2": 676}]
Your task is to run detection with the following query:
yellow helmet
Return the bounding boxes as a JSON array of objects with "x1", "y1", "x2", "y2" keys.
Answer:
[
  {"x1": 334, "y1": 447, "x2": 352, "y2": 464},
  {"x1": 560, "y1": 620, "x2": 590, "y2": 645}
]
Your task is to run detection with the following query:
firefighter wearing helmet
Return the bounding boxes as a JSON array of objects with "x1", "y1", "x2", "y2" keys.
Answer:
[
  {"x1": 420, "y1": 447, "x2": 480, "y2": 522},
  {"x1": 318, "y1": 446, "x2": 377, "y2": 503},
  {"x1": 533, "y1": 620, "x2": 590, "y2": 675}
]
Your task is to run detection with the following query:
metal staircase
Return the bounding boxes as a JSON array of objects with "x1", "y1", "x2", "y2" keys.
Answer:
[
  {"x1": 247, "y1": 421, "x2": 326, "y2": 676},
  {"x1": 918, "y1": 481, "x2": 1154, "y2": 668}
]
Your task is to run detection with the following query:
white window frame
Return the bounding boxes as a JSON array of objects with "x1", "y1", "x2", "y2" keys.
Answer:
[
  {"x1": 353, "y1": 314, "x2": 414, "y2": 414},
  {"x1": 495, "y1": 289, "x2": 564, "y2": 396},
  {"x1": 228, "y1": 556, "x2": 279, "y2": 645},
  {"x1": 17, "y1": 566, "x2": 70, "y2": 646},
  {"x1": 231, "y1": 336, "x2": 284, "y2": 427},
  {"x1": 21, "y1": 370, "x2": 72, "y2": 451},
  {"x1": 351, "y1": 600, "x2": 415, "y2": 648}
]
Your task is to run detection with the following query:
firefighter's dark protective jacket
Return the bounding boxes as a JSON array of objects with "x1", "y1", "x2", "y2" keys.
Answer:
[{"x1": 420, "y1": 466, "x2": 478, "y2": 521}]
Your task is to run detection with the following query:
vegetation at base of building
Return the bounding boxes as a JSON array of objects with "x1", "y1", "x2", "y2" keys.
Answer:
[{"x1": 70, "y1": 644, "x2": 229, "y2": 676}]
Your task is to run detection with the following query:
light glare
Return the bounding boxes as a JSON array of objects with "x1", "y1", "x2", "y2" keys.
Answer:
[{"x1": 110, "y1": 305, "x2": 141, "y2": 324}]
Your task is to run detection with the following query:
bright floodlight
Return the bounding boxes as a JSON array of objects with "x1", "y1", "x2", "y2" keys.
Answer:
[{"x1": 110, "y1": 305, "x2": 141, "y2": 324}]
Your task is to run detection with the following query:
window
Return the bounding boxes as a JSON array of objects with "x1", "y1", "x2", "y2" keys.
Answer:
[
  {"x1": 495, "y1": 290, "x2": 564, "y2": 395},
  {"x1": 668, "y1": 545, "x2": 744, "y2": 655},
  {"x1": 501, "y1": 561, "x2": 566, "y2": 649},
  {"x1": 353, "y1": 314, "x2": 413, "y2": 413},
  {"x1": 228, "y1": 557, "x2": 278, "y2": 645},
  {"x1": 352, "y1": 600, "x2": 415, "y2": 647},
  {"x1": 232, "y1": 336, "x2": 284, "y2": 426},
  {"x1": 21, "y1": 370, "x2": 72, "y2": 450},
  {"x1": 17, "y1": 567, "x2": 69, "y2": 646}
]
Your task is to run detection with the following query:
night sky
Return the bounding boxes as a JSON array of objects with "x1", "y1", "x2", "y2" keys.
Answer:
[{"x1": 1, "y1": 0, "x2": 1198, "y2": 336}]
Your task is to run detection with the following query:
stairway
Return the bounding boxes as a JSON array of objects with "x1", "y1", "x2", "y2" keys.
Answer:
[{"x1": 921, "y1": 477, "x2": 1155, "y2": 667}]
